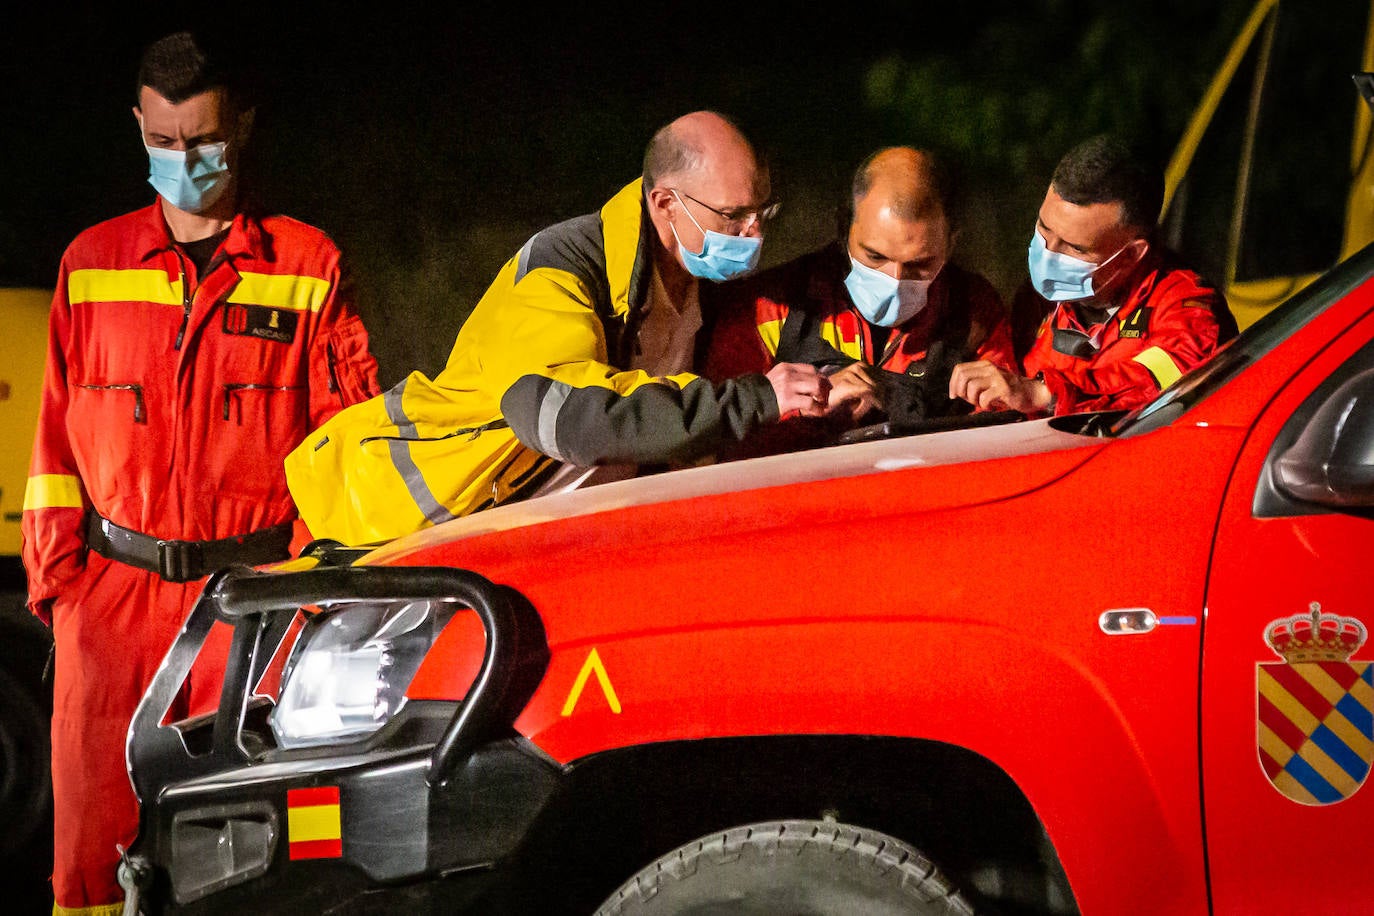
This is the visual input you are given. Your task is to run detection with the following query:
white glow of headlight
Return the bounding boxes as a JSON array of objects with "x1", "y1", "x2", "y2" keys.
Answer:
[{"x1": 269, "y1": 599, "x2": 455, "y2": 749}]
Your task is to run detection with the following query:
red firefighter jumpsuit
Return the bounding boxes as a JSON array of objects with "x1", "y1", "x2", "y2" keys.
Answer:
[
  {"x1": 22, "y1": 201, "x2": 380, "y2": 914},
  {"x1": 1016, "y1": 246, "x2": 1237, "y2": 415},
  {"x1": 703, "y1": 240, "x2": 1016, "y2": 458}
]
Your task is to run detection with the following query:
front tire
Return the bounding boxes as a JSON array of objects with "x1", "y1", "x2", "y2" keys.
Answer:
[{"x1": 594, "y1": 819, "x2": 975, "y2": 915}]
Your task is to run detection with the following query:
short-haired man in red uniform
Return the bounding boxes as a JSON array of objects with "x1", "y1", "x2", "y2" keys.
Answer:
[
  {"x1": 704, "y1": 146, "x2": 1017, "y2": 457},
  {"x1": 950, "y1": 134, "x2": 1237, "y2": 416},
  {"x1": 22, "y1": 31, "x2": 380, "y2": 914}
]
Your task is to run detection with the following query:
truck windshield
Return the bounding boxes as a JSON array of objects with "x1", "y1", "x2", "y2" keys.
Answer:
[{"x1": 1112, "y1": 240, "x2": 1374, "y2": 438}]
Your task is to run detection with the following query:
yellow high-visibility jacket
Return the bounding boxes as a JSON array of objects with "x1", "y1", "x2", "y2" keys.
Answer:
[{"x1": 285, "y1": 179, "x2": 780, "y2": 546}]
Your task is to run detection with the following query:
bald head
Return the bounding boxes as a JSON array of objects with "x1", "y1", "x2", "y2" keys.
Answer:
[
  {"x1": 847, "y1": 146, "x2": 956, "y2": 283},
  {"x1": 851, "y1": 147, "x2": 954, "y2": 228},
  {"x1": 643, "y1": 111, "x2": 765, "y2": 192}
]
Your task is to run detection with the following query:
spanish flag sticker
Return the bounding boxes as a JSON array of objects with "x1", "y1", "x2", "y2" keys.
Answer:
[{"x1": 287, "y1": 786, "x2": 343, "y2": 860}]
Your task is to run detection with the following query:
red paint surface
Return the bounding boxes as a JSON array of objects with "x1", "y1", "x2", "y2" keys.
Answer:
[{"x1": 373, "y1": 277, "x2": 1374, "y2": 913}]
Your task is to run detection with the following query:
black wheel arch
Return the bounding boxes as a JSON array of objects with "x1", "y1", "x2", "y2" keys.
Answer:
[{"x1": 487, "y1": 734, "x2": 1078, "y2": 916}]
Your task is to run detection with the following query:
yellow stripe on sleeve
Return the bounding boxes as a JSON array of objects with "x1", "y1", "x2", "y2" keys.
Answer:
[
  {"x1": 228, "y1": 272, "x2": 330, "y2": 312},
  {"x1": 23, "y1": 474, "x2": 84, "y2": 510},
  {"x1": 1132, "y1": 346, "x2": 1183, "y2": 390},
  {"x1": 287, "y1": 803, "x2": 342, "y2": 842},
  {"x1": 68, "y1": 269, "x2": 182, "y2": 305}
]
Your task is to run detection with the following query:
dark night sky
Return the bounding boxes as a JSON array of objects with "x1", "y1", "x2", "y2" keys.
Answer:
[
  {"x1": 0, "y1": 3, "x2": 950, "y2": 254},
  {"x1": 0, "y1": 2, "x2": 1237, "y2": 383},
  {"x1": 1, "y1": 3, "x2": 952, "y2": 378}
]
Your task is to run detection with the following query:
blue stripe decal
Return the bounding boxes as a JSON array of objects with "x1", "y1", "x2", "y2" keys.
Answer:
[
  {"x1": 1284, "y1": 751, "x2": 1344, "y2": 804},
  {"x1": 1158, "y1": 616, "x2": 1198, "y2": 626},
  {"x1": 1336, "y1": 691, "x2": 1373, "y2": 737},
  {"x1": 1309, "y1": 723, "x2": 1370, "y2": 782}
]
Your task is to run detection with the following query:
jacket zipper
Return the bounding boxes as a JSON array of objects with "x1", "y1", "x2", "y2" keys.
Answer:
[
  {"x1": 879, "y1": 333, "x2": 901, "y2": 367},
  {"x1": 325, "y1": 341, "x2": 340, "y2": 394},
  {"x1": 78, "y1": 383, "x2": 146, "y2": 423},
  {"x1": 173, "y1": 249, "x2": 192, "y2": 351}
]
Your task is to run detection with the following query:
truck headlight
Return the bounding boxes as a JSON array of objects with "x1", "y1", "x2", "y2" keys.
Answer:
[{"x1": 269, "y1": 598, "x2": 458, "y2": 749}]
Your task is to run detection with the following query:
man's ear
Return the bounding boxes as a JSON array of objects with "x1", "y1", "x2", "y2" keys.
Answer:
[
  {"x1": 132, "y1": 106, "x2": 144, "y2": 139},
  {"x1": 645, "y1": 185, "x2": 677, "y2": 221},
  {"x1": 1123, "y1": 235, "x2": 1149, "y2": 266}
]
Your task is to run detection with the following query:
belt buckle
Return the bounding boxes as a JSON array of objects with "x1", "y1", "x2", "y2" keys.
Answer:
[{"x1": 157, "y1": 539, "x2": 202, "y2": 582}]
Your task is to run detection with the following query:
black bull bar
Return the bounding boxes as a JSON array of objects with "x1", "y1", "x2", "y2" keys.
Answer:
[{"x1": 120, "y1": 563, "x2": 553, "y2": 911}]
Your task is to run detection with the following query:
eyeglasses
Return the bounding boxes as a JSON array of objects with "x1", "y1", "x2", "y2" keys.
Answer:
[{"x1": 672, "y1": 188, "x2": 782, "y2": 232}]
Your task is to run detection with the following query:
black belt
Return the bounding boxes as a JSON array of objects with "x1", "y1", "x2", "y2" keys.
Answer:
[{"x1": 84, "y1": 512, "x2": 294, "y2": 582}]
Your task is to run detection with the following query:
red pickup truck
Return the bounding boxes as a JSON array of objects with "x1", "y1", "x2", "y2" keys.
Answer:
[{"x1": 119, "y1": 219, "x2": 1374, "y2": 914}]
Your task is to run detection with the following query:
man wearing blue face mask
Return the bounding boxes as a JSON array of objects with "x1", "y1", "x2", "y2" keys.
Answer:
[
  {"x1": 950, "y1": 134, "x2": 1236, "y2": 417},
  {"x1": 702, "y1": 146, "x2": 1016, "y2": 459},
  {"x1": 284, "y1": 110, "x2": 833, "y2": 545},
  {"x1": 24, "y1": 30, "x2": 380, "y2": 914}
]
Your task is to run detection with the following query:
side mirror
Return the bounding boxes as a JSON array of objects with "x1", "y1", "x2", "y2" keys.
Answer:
[{"x1": 1273, "y1": 368, "x2": 1374, "y2": 508}]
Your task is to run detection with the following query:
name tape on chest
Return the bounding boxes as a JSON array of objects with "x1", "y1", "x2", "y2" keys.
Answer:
[
  {"x1": 224, "y1": 303, "x2": 299, "y2": 343},
  {"x1": 1118, "y1": 306, "x2": 1153, "y2": 339}
]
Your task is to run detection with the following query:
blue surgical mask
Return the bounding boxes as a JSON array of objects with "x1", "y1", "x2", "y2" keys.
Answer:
[
  {"x1": 145, "y1": 141, "x2": 231, "y2": 214},
  {"x1": 670, "y1": 190, "x2": 763, "y2": 282},
  {"x1": 1027, "y1": 230, "x2": 1127, "y2": 302},
  {"x1": 844, "y1": 257, "x2": 935, "y2": 327}
]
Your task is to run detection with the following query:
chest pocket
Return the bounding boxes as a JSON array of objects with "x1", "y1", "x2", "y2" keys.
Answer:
[
  {"x1": 73, "y1": 382, "x2": 146, "y2": 423},
  {"x1": 221, "y1": 383, "x2": 307, "y2": 423}
]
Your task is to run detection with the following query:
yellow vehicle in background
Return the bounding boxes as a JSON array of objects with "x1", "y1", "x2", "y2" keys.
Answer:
[
  {"x1": 1, "y1": 287, "x2": 50, "y2": 575},
  {"x1": 0, "y1": 286, "x2": 54, "y2": 898},
  {"x1": 1161, "y1": 0, "x2": 1374, "y2": 330}
]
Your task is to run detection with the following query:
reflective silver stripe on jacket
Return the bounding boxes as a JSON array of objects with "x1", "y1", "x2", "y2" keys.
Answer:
[
  {"x1": 383, "y1": 380, "x2": 460, "y2": 527},
  {"x1": 532, "y1": 381, "x2": 572, "y2": 462}
]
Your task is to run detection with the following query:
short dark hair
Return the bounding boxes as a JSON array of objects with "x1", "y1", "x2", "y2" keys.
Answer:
[
  {"x1": 1050, "y1": 134, "x2": 1163, "y2": 231},
  {"x1": 136, "y1": 31, "x2": 245, "y2": 110},
  {"x1": 850, "y1": 146, "x2": 959, "y2": 229}
]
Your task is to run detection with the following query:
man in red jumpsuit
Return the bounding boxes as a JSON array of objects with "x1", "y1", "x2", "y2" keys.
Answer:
[
  {"x1": 950, "y1": 134, "x2": 1237, "y2": 416},
  {"x1": 21, "y1": 32, "x2": 380, "y2": 915},
  {"x1": 703, "y1": 146, "x2": 1016, "y2": 458}
]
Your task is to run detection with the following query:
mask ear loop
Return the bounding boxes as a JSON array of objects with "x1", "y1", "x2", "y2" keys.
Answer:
[
  {"x1": 1093, "y1": 240, "x2": 1129, "y2": 274},
  {"x1": 670, "y1": 189, "x2": 709, "y2": 233},
  {"x1": 669, "y1": 189, "x2": 713, "y2": 257},
  {"x1": 134, "y1": 113, "x2": 163, "y2": 154},
  {"x1": 1086, "y1": 235, "x2": 1147, "y2": 294}
]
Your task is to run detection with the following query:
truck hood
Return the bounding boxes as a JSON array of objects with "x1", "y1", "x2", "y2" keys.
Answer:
[{"x1": 361, "y1": 416, "x2": 1106, "y2": 565}]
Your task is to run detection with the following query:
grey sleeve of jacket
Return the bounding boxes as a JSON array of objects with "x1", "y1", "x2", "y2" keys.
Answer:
[{"x1": 499, "y1": 373, "x2": 780, "y2": 466}]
